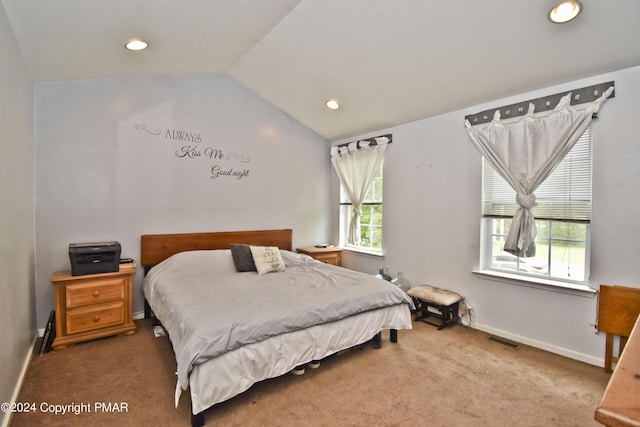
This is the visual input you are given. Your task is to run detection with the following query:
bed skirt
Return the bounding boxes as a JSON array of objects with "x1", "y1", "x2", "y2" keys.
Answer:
[{"x1": 187, "y1": 303, "x2": 412, "y2": 414}]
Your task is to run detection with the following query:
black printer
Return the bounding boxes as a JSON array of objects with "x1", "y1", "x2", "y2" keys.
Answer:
[{"x1": 69, "y1": 241, "x2": 121, "y2": 276}]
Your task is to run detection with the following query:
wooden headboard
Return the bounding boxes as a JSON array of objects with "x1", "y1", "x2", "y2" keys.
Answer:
[{"x1": 140, "y1": 229, "x2": 293, "y2": 267}]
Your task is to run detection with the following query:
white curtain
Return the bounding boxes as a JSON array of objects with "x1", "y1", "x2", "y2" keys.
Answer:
[
  {"x1": 331, "y1": 137, "x2": 388, "y2": 245},
  {"x1": 465, "y1": 86, "x2": 614, "y2": 256}
]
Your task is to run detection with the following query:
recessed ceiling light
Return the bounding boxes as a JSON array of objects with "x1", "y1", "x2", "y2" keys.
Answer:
[
  {"x1": 548, "y1": 1, "x2": 582, "y2": 23},
  {"x1": 125, "y1": 39, "x2": 148, "y2": 51},
  {"x1": 326, "y1": 99, "x2": 340, "y2": 110}
]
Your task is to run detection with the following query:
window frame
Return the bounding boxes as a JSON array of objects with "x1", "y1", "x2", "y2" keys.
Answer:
[
  {"x1": 338, "y1": 161, "x2": 384, "y2": 256},
  {"x1": 476, "y1": 127, "x2": 596, "y2": 293},
  {"x1": 480, "y1": 217, "x2": 591, "y2": 284}
]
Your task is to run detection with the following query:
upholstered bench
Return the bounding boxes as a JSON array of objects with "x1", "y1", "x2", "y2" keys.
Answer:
[{"x1": 407, "y1": 285, "x2": 463, "y2": 330}]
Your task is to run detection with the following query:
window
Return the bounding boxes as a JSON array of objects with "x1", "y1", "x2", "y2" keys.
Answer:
[
  {"x1": 480, "y1": 127, "x2": 592, "y2": 284},
  {"x1": 339, "y1": 161, "x2": 383, "y2": 254}
]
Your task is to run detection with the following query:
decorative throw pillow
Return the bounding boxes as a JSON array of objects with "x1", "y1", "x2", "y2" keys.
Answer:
[
  {"x1": 249, "y1": 246, "x2": 286, "y2": 275},
  {"x1": 230, "y1": 244, "x2": 257, "y2": 272}
]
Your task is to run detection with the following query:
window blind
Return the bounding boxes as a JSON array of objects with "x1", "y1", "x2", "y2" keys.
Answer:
[{"x1": 482, "y1": 127, "x2": 592, "y2": 221}]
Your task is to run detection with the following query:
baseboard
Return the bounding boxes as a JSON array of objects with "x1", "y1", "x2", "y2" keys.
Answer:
[
  {"x1": 475, "y1": 322, "x2": 603, "y2": 367},
  {"x1": 2, "y1": 334, "x2": 37, "y2": 427},
  {"x1": 3, "y1": 313, "x2": 147, "y2": 427}
]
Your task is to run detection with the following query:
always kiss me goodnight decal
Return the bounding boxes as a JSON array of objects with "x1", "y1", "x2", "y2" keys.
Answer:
[{"x1": 133, "y1": 123, "x2": 251, "y2": 181}]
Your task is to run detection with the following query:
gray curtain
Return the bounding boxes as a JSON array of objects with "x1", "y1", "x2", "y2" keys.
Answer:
[{"x1": 465, "y1": 86, "x2": 614, "y2": 256}]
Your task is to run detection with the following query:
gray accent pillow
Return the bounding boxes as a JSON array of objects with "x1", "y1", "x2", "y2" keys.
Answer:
[{"x1": 230, "y1": 244, "x2": 256, "y2": 272}]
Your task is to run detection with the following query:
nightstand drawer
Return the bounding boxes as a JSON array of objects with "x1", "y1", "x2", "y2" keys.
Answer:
[
  {"x1": 296, "y1": 247, "x2": 343, "y2": 267},
  {"x1": 52, "y1": 267, "x2": 137, "y2": 350},
  {"x1": 296, "y1": 246, "x2": 342, "y2": 266},
  {"x1": 313, "y1": 252, "x2": 341, "y2": 265},
  {"x1": 66, "y1": 301, "x2": 125, "y2": 335},
  {"x1": 66, "y1": 278, "x2": 125, "y2": 308}
]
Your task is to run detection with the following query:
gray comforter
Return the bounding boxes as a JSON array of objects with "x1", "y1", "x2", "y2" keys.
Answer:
[{"x1": 143, "y1": 249, "x2": 413, "y2": 391}]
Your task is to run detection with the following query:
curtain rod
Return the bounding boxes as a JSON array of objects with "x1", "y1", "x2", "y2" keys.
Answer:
[
  {"x1": 334, "y1": 133, "x2": 392, "y2": 150},
  {"x1": 465, "y1": 81, "x2": 615, "y2": 126}
]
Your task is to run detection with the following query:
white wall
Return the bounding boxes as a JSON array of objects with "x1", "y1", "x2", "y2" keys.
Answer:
[
  {"x1": 28, "y1": 54, "x2": 640, "y2": 367},
  {"x1": 333, "y1": 65, "x2": 640, "y2": 366},
  {"x1": 34, "y1": 74, "x2": 331, "y2": 328},
  {"x1": 0, "y1": 3, "x2": 36, "y2": 422}
]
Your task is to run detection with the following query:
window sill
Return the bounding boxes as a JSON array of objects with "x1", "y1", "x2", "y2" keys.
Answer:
[
  {"x1": 472, "y1": 269, "x2": 597, "y2": 297},
  {"x1": 341, "y1": 246, "x2": 384, "y2": 258}
]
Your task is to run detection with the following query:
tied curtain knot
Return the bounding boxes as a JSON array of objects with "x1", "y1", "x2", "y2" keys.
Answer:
[{"x1": 516, "y1": 193, "x2": 537, "y2": 210}]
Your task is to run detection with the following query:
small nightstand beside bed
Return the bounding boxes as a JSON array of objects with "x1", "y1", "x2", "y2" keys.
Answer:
[{"x1": 140, "y1": 229, "x2": 413, "y2": 427}]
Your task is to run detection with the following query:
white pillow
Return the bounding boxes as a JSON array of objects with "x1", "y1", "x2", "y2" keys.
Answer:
[{"x1": 249, "y1": 246, "x2": 286, "y2": 275}]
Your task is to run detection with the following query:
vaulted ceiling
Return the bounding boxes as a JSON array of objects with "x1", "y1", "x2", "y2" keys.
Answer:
[{"x1": 3, "y1": 0, "x2": 640, "y2": 140}]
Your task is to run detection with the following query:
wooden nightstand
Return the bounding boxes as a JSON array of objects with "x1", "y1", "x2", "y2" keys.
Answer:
[
  {"x1": 297, "y1": 246, "x2": 343, "y2": 266},
  {"x1": 51, "y1": 265, "x2": 137, "y2": 350}
]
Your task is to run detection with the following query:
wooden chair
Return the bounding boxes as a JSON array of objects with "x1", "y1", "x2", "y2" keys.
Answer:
[{"x1": 597, "y1": 284, "x2": 640, "y2": 373}]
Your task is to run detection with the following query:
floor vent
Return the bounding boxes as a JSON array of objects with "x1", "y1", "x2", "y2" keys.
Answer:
[{"x1": 488, "y1": 335, "x2": 519, "y2": 349}]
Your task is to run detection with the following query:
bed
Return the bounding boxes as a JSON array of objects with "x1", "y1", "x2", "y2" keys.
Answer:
[{"x1": 140, "y1": 229, "x2": 413, "y2": 426}]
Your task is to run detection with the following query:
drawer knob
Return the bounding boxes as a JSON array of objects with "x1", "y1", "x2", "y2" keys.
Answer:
[
  {"x1": 93, "y1": 290, "x2": 100, "y2": 297},
  {"x1": 93, "y1": 316, "x2": 100, "y2": 322}
]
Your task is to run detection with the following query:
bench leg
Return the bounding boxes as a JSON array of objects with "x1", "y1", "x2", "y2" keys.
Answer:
[
  {"x1": 438, "y1": 304, "x2": 450, "y2": 330},
  {"x1": 438, "y1": 302, "x2": 460, "y2": 330},
  {"x1": 414, "y1": 299, "x2": 460, "y2": 330}
]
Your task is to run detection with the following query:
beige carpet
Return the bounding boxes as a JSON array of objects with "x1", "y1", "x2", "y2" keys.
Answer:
[{"x1": 11, "y1": 319, "x2": 610, "y2": 426}]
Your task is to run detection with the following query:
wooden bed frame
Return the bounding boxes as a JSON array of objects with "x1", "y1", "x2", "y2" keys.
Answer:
[
  {"x1": 140, "y1": 228, "x2": 397, "y2": 427},
  {"x1": 141, "y1": 228, "x2": 293, "y2": 268}
]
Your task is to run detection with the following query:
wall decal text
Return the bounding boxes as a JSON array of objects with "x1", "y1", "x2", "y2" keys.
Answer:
[{"x1": 134, "y1": 123, "x2": 252, "y2": 182}]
